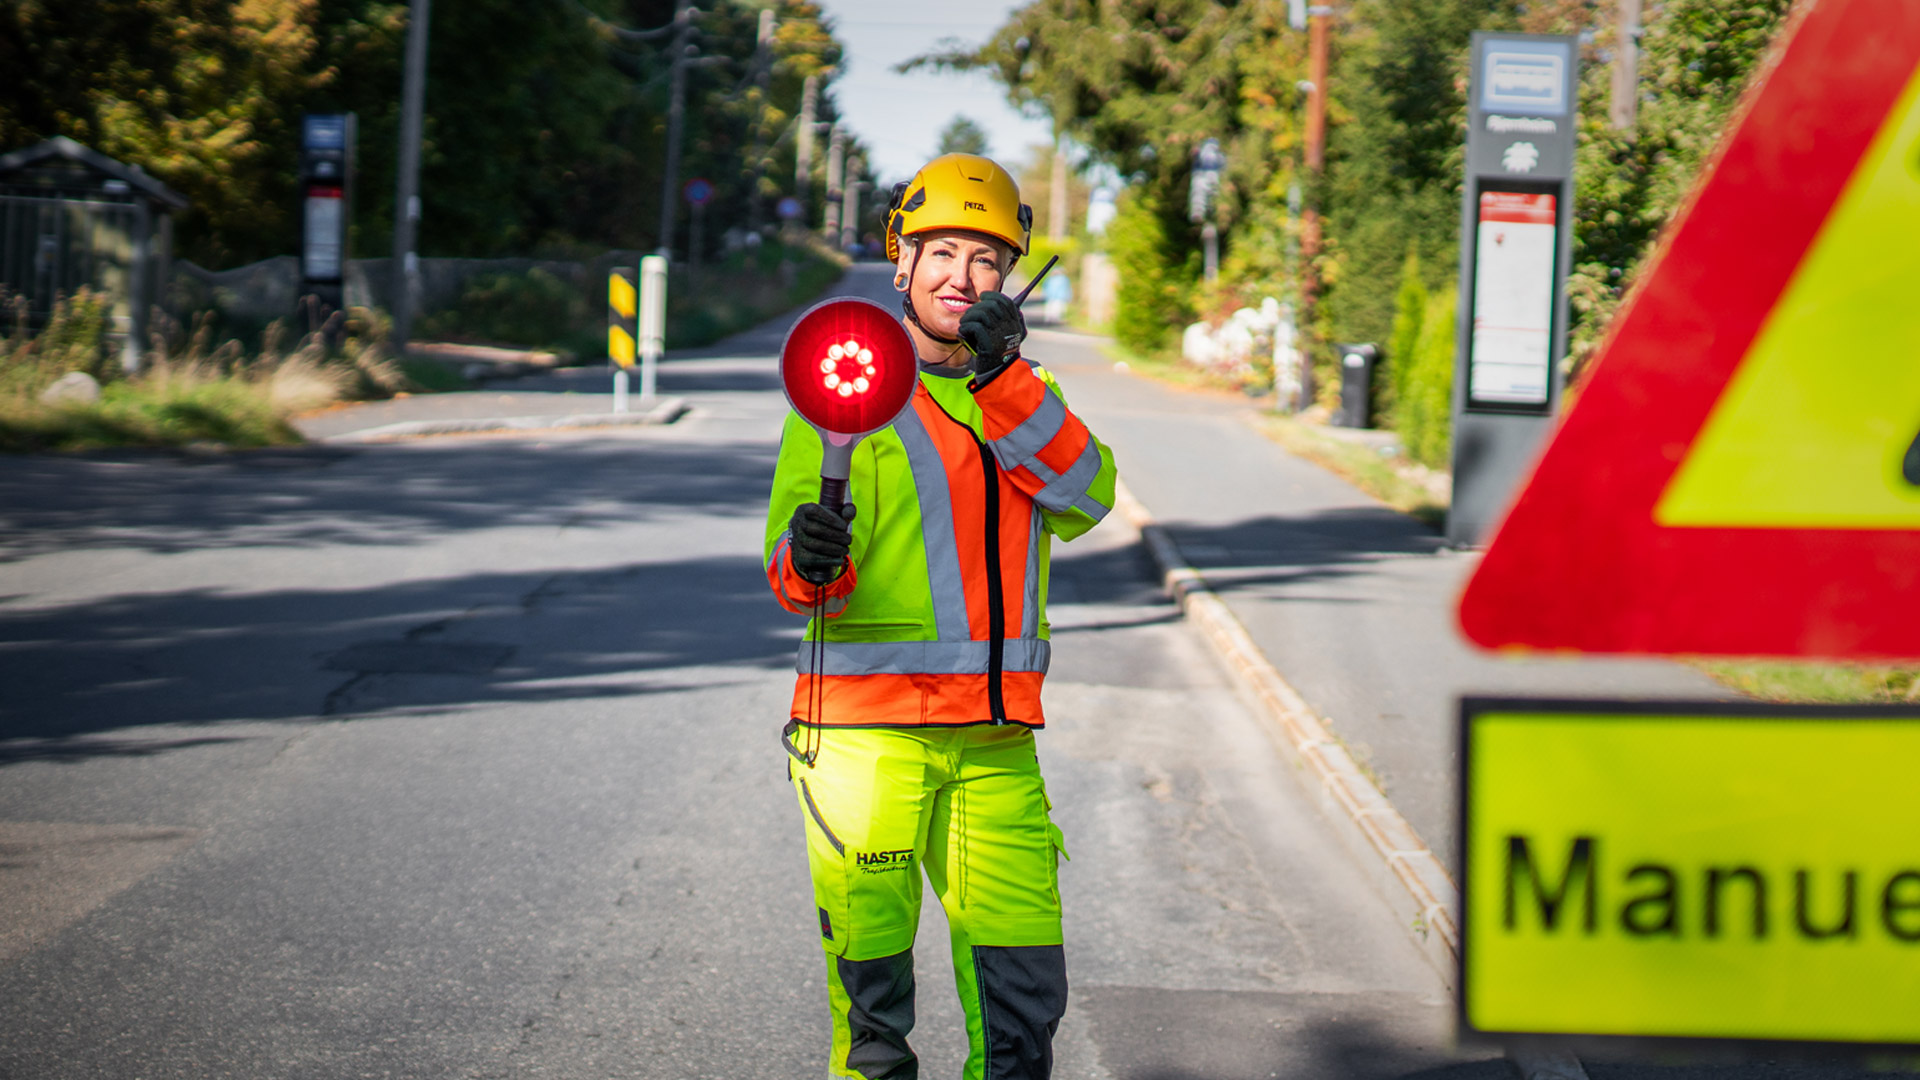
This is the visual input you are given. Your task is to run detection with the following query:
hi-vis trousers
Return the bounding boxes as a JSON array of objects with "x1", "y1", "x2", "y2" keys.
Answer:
[{"x1": 786, "y1": 722, "x2": 1070, "y2": 1080}]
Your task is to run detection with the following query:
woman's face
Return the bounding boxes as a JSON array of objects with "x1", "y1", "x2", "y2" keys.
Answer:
[{"x1": 906, "y1": 231, "x2": 1009, "y2": 342}]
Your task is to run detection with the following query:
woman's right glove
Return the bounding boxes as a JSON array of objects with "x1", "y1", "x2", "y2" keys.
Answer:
[{"x1": 789, "y1": 502, "x2": 857, "y2": 584}]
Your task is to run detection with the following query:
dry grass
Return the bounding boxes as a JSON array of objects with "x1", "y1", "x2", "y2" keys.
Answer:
[{"x1": 1, "y1": 298, "x2": 415, "y2": 452}]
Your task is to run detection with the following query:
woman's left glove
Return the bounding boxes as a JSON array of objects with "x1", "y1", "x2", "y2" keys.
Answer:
[{"x1": 958, "y1": 292, "x2": 1026, "y2": 384}]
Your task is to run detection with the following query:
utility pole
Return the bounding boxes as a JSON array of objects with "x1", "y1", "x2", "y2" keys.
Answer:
[
  {"x1": 840, "y1": 156, "x2": 861, "y2": 252},
  {"x1": 1610, "y1": 0, "x2": 1643, "y2": 130},
  {"x1": 656, "y1": 0, "x2": 694, "y2": 258},
  {"x1": 1048, "y1": 135, "x2": 1069, "y2": 244},
  {"x1": 1298, "y1": 3, "x2": 1332, "y2": 411},
  {"x1": 823, "y1": 123, "x2": 844, "y2": 239},
  {"x1": 744, "y1": 8, "x2": 776, "y2": 233},
  {"x1": 389, "y1": 0, "x2": 431, "y2": 350},
  {"x1": 795, "y1": 73, "x2": 818, "y2": 202}
]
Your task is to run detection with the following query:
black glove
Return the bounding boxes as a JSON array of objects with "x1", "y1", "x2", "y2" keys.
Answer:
[
  {"x1": 957, "y1": 291, "x2": 1026, "y2": 383},
  {"x1": 789, "y1": 502, "x2": 857, "y2": 584}
]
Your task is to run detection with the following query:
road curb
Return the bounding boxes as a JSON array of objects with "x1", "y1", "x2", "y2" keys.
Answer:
[
  {"x1": 320, "y1": 397, "x2": 689, "y2": 443},
  {"x1": 1113, "y1": 479, "x2": 1464, "y2": 986}
]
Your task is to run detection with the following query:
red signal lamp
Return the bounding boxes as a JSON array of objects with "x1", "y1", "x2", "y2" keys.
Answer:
[{"x1": 780, "y1": 297, "x2": 918, "y2": 512}]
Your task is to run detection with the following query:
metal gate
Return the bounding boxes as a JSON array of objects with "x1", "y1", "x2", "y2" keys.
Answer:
[{"x1": 0, "y1": 191, "x2": 147, "y2": 329}]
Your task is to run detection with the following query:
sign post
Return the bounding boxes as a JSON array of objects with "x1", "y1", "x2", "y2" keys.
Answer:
[
  {"x1": 1460, "y1": 698, "x2": 1920, "y2": 1055},
  {"x1": 608, "y1": 269, "x2": 637, "y2": 413},
  {"x1": 1452, "y1": 3, "x2": 1920, "y2": 1064},
  {"x1": 300, "y1": 113, "x2": 355, "y2": 325},
  {"x1": 638, "y1": 254, "x2": 667, "y2": 404},
  {"x1": 1457, "y1": 0, "x2": 1920, "y2": 660},
  {"x1": 1448, "y1": 33, "x2": 1578, "y2": 547}
]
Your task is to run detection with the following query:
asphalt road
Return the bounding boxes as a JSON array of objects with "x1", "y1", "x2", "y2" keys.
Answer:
[{"x1": 0, "y1": 267, "x2": 1504, "y2": 1079}]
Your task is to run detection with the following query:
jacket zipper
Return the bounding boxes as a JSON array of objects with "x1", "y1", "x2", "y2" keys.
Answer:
[
  {"x1": 925, "y1": 391, "x2": 1008, "y2": 724},
  {"x1": 970, "y1": 434, "x2": 1007, "y2": 724}
]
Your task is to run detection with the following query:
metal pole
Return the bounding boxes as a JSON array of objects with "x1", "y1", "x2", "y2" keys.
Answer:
[
  {"x1": 1201, "y1": 222, "x2": 1218, "y2": 284},
  {"x1": 390, "y1": 0, "x2": 431, "y2": 350},
  {"x1": 1610, "y1": 0, "x2": 1643, "y2": 130},
  {"x1": 823, "y1": 123, "x2": 844, "y2": 239},
  {"x1": 657, "y1": 0, "x2": 693, "y2": 258},
  {"x1": 1298, "y1": 4, "x2": 1332, "y2": 411}
]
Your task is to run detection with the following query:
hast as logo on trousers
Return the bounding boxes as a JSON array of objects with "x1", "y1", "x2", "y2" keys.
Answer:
[{"x1": 856, "y1": 848, "x2": 914, "y2": 872}]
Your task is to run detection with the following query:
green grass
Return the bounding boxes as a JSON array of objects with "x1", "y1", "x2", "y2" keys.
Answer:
[
  {"x1": 1101, "y1": 339, "x2": 1256, "y2": 395},
  {"x1": 1103, "y1": 338, "x2": 1447, "y2": 528},
  {"x1": 0, "y1": 376, "x2": 300, "y2": 452},
  {"x1": 1250, "y1": 413, "x2": 1449, "y2": 530},
  {"x1": 1691, "y1": 660, "x2": 1920, "y2": 705}
]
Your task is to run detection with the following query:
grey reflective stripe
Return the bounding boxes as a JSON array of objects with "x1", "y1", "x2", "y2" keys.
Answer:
[
  {"x1": 1022, "y1": 508, "x2": 1042, "y2": 638},
  {"x1": 796, "y1": 638, "x2": 1052, "y2": 676},
  {"x1": 892, "y1": 405, "x2": 971, "y2": 641},
  {"x1": 1036, "y1": 440, "x2": 1104, "y2": 513},
  {"x1": 769, "y1": 531, "x2": 793, "y2": 573},
  {"x1": 1072, "y1": 492, "x2": 1112, "y2": 522},
  {"x1": 992, "y1": 389, "x2": 1067, "y2": 470}
]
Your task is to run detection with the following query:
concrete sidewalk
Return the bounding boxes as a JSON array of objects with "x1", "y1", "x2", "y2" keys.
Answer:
[{"x1": 1029, "y1": 326, "x2": 1732, "y2": 882}]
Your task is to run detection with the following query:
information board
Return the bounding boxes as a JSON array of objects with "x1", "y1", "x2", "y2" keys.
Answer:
[
  {"x1": 1469, "y1": 192, "x2": 1556, "y2": 407},
  {"x1": 1460, "y1": 698, "x2": 1920, "y2": 1051}
]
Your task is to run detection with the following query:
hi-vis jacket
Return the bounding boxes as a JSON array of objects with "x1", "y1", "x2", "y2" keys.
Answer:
[{"x1": 765, "y1": 357, "x2": 1116, "y2": 728}]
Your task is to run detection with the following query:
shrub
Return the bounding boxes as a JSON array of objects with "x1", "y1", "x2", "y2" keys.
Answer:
[
  {"x1": 420, "y1": 267, "x2": 596, "y2": 358},
  {"x1": 1397, "y1": 285, "x2": 1456, "y2": 469},
  {"x1": 0, "y1": 287, "x2": 115, "y2": 398},
  {"x1": 1383, "y1": 250, "x2": 1427, "y2": 428},
  {"x1": 1106, "y1": 188, "x2": 1198, "y2": 354}
]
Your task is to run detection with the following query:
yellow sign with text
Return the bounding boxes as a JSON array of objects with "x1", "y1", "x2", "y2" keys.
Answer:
[{"x1": 1462, "y1": 700, "x2": 1920, "y2": 1047}]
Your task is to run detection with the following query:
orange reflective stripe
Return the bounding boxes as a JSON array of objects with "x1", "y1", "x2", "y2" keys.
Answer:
[
  {"x1": 1031, "y1": 411, "x2": 1091, "y2": 478},
  {"x1": 788, "y1": 670, "x2": 1047, "y2": 728},
  {"x1": 976, "y1": 362, "x2": 1049, "y2": 440}
]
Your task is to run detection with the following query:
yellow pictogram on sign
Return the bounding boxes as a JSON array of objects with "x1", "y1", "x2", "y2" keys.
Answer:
[
  {"x1": 608, "y1": 325, "x2": 635, "y2": 369},
  {"x1": 609, "y1": 271, "x2": 638, "y2": 369},
  {"x1": 609, "y1": 273, "x2": 637, "y2": 320},
  {"x1": 1462, "y1": 700, "x2": 1920, "y2": 1047},
  {"x1": 1656, "y1": 63, "x2": 1920, "y2": 529}
]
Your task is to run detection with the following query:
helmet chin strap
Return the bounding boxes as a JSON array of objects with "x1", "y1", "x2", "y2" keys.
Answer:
[{"x1": 896, "y1": 241, "x2": 964, "y2": 349}]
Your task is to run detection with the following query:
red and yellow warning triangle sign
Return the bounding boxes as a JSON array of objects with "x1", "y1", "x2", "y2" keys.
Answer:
[{"x1": 1459, "y1": 0, "x2": 1920, "y2": 660}]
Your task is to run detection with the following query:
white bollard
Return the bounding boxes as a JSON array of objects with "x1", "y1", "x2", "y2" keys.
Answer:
[
  {"x1": 639, "y1": 254, "x2": 667, "y2": 404},
  {"x1": 613, "y1": 367, "x2": 630, "y2": 413}
]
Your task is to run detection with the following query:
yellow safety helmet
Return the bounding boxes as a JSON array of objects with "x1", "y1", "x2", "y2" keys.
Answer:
[{"x1": 885, "y1": 154, "x2": 1033, "y2": 272}]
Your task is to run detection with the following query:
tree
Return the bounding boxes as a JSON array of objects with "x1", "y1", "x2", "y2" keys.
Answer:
[
  {"x1": 935, "y1": 115, "x2": 990, "y2": 157},
  {"x1": 0, "y1": 0, "x2": 864, "y2": 265}
]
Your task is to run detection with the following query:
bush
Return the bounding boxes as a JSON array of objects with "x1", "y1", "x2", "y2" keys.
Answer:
[
  {"x1": 419, "y1": 268, "x2": 597, "y2": 358},
  {"x1": 1106, "y1": 188, "x2": 1198, "y2": 354},
  {"x1": 0, "y1": 287, "x2": 115, "y2": 398},
  {"x1": 1383, "y1": 250, "x2": 1427, "y2": 426},
  {"x1": 1397, "y1": 285, "x2": 1456, "y2": 469}
]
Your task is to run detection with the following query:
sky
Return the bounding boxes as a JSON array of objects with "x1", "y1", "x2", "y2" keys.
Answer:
[{"x1": 817, "y1": 2, "x2": 1054, "y2": 186}]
